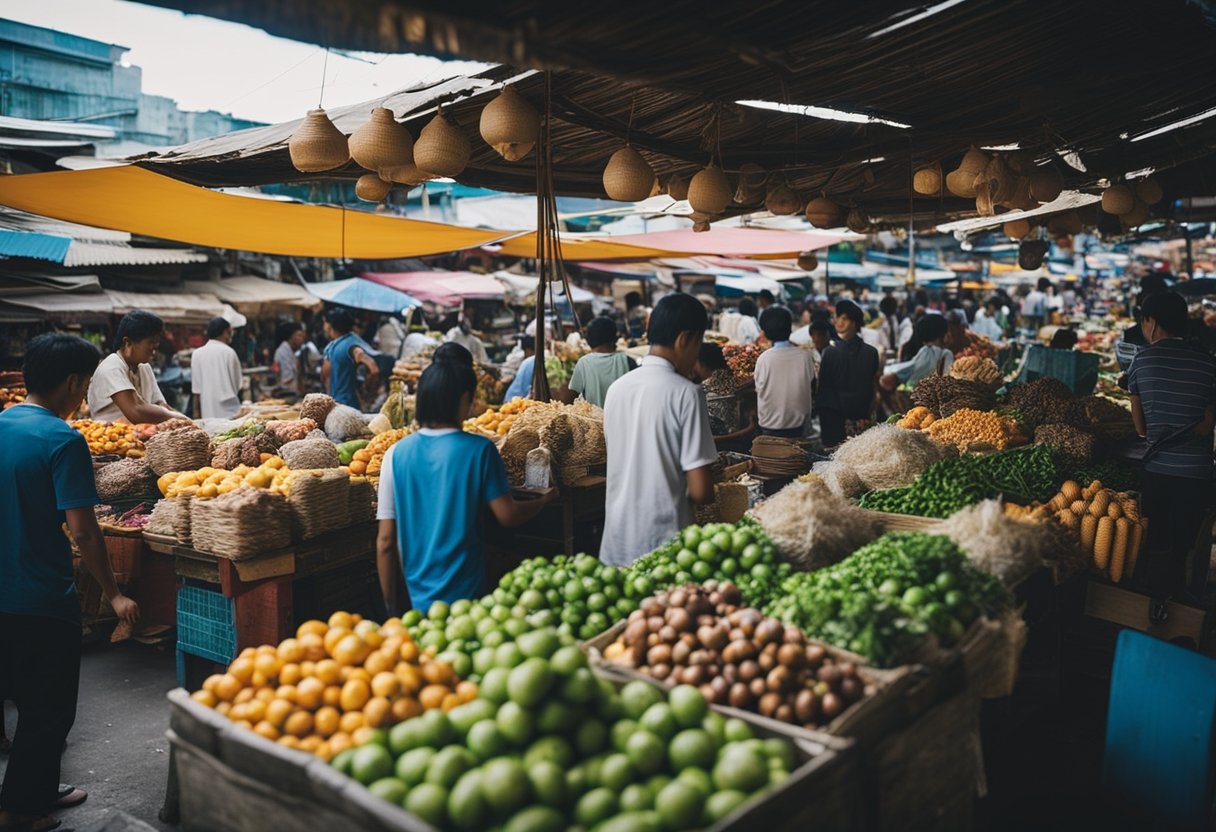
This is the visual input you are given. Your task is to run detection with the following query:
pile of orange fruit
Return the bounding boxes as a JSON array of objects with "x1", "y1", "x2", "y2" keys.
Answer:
[
  {"x1": 71, "y1": 419, "x2": 144, "y2": 457},
  {"x1": 190, "y1": 611, "x2": 473, "y2": 761}
]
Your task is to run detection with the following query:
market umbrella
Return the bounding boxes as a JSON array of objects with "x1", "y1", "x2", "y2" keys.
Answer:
[{"x1": 303, "y1": 278, "x2": 419, "y2": 315}]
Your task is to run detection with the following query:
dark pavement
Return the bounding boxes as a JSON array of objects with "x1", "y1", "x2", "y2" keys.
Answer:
[{"x1": 1, "y1": 641, "x2": 178, "y2": 832}]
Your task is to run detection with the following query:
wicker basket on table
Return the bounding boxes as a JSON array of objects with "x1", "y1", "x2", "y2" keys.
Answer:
[
  {"x1": 347, "y1": 476, "x2": 376, "y2": 524},
  {"x1": 287, "y1": 469, "x2": 351, "y2": 539},
  {"x1": 144, "y1": 427, "x2": 211, "y2": 477},
  {"x1": 189, "y1": 486, "x2": 292, "y2": 561}
]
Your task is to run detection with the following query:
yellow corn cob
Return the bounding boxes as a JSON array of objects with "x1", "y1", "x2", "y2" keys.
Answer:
[
  {"x1": 1061, "y1": 480, "x2": 1082, "y2": 502},
  {"x1": 1094, "y1": 516, "x2": 1114, "y2": 571},
  {"x1": 1070, "y1": 500, "x2": 1087, "y2": 515},
  {"x1": 1082, "y1": 480, "x2": 1103, "y2": 500},
  {"x1": 1047, "y1": 493, "x2": 1068, "y2": 513},
  {"x1": 1080, "y1": 513, "x2": 1098, "y2": 552},
  {"x1": 1089, "y1": 491, "x2": 1112, "y2": 518},
  {"x1": 1127, "y1": 519, "x2": 1146, "y2": 578},
  {"x1": 1107, "y1": 501, "x2": 1123, "y2": 520},
  {"x1": 1110, "y1": 517, "x2": 1131, "y2": 582},
  {"x1": 1056, "y1": 509, "x2": 1079, "y2": 528}
]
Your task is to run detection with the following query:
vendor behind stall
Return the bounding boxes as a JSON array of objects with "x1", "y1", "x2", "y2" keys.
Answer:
[
  {"x1": 559, "y1": 317, "x2": 634, "y2": 407},
  {"x1": 444, "y1": 315, "x2": 490, "y2": 366},
  {"x1": 191, "y1": 317, "x2": 243, "y2": 420},
  {"x1": 881, "y1": 313, "x2": 954, "y2": 392},
  {"x1": 322, "y1": 308, "x2": 380, "y2": 411},
  {"x1": 503, "y1": 335, "x2": 537, "y2": 401},
  {"x1": 86, "y1": 310, "x2": 187, "y2": 424},
  {"x1": 272, "y1": 321, "x2": 307, "y2": 397},
  {"x1": 375, "y1": 360, "x2": 556, "y2": 613}
]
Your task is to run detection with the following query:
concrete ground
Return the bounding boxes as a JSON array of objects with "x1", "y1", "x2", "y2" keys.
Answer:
[{"x1": 1, "y1": 641, "x2": 178, "y2": 832}]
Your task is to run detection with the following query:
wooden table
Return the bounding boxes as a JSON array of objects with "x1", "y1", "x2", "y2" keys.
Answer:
[{"x1": 483, "y1": 477, "x2": 607, "y2": 580}]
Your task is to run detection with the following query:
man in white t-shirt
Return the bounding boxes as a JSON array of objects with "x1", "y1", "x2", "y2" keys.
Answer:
[
  {"x1": 601, "y1": 294, "x2": 718, "y2": 566},
  {"x1": 754, "y1": 306, "x2": 815, "y2": 437},
  {"x1": 190, "y1": 317, "x2": 243, "y2": 419}
]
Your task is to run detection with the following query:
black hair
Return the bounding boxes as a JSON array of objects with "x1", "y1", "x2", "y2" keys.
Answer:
[
  {"x1": 809, "y1": 320, "x2": 832, "y2": 336},
  {"x1": 1049, "y1": 328, "x2": 1078, "y2": 350},
  {"x1": 326, "y1": 308, "x2": 355, "y2": 334},
  {"x1": 625, "y1": 291, "x2": 643, "y2": 309},
  {"x1": 835, "y1": 299, "x2": 864, "y2": 328},
  {"x1": 415, "y1": 360, "x2": 477, "y2": 426},
  {"x1": 759, "y1": 306, "x2": 793, "y2": 342},
  {"x1": 433, "y1": 341, "x2": 474, "y2": 367},
  {"x1": 1139, "y1": 273, "x2": 1168, "y2": 297},
  {"x1": 648, "y1": 292, "x2": 709, "y2": 347},
  {"x1": 1037, "y1": 277, "x2": 1052, "y2": 291},
  {"x1": 1140, "y1": 291, "x2": 1188, "y2": 335},
  {"x1": 586, "y1": 316, "x2": 618, "y2": 348},
  {"x1": 879, "y1": 296, "x2": 899, "y2": 317},
  {"x1": 738, "y1": 298, "x2": 759, "y2": 318},
  {"x1": 520, "y1": 335, "x2": 536, "y2": 352},
  {"x1": 114, "y1": 310, "x2": 164, "y2": 351},
  {"x1": 984, "y1": 297, "x2": 1000, "y2": 310},
  {"x1": 698, "y1": 342, "x2": 728, "y2": 371},
  {"x1": 758, "y1": 289, "x2": 775, "y2": 304},
  {"x1": 206, "y1": 316, "x2": 232, "y2": 340},
  {"x1": 276, "y1": 321, "x2": 303, "y2": 344},
  {"x1": 810, "y1": 308, "x2": 833, "y2": 325},
  {"x1": 24, "y1": 333, "x2": 101, "y2": 394},
  {"x1": 914, "y1": 314, "x2": 949, "y2": 343}
]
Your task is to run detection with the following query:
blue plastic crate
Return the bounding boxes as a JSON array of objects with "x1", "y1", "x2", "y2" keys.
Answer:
[
  {"x1": 177, "y1": 582, "x2": 236, "y2": 665},
  {"x1": 1017, "y1": 345, "x2": 1100, "y2": 394}
]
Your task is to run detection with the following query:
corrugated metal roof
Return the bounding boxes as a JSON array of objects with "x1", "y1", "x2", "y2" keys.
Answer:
[
  {"x1": 0, "y1": 209, "x2": 206, "y2": 266},
  {"x1": 63, "y1": 241, "x2": 208, "y2": 267},
  {"x1": 0, "y1": 207, "x2": 130, "y2": 243},
  {"x1": 0, "y1": 229, "x2": 72, "y2": 263}
]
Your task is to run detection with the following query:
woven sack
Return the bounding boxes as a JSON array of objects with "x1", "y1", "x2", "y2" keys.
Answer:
[
  {"x1": 145, "y1": 427, "x2": 211, "y2": 476},
  {"x1": 1003, "y1": 219, "x2": 1032, "y2": 239},
  {"x1": 355, "y1": 173, "x2": 392, "y2": 202},
  {"x1": 764, "y1": 183, "x2": 801, "y2": 215},
  {"x1": 414, "y1": 110, "x2": 470, "y2": 177},
  {"x1": 348, "y1": 107, "x2": 413, "y2": 171},
  {"x1": 145, "y1": 498, "x2": 177, "y2": 537},
  {"x1": 689, "y1": 165, "x2": 732, "y2": 214},
  {"x1": 797, "y1": 252, "x2": 819, "y2": 271},
  {"x1": 540, "y1": 412, "x2": 606, "y2": 486},
  {"x1": 347, "y1": 476, "x2": 376, "y2": 524},
  {"x1": 279, "y1": 437, "x2": 341, "y2": 469},
  {"x1": 96, "y1": 457, "x2": 156, "y2": 502},
  {"x1": 287, "y1": 469, "x2": 351, "y2": 539},
  {"x1": 912, "y1": 162, "x2": 942, "y2": 196},
  {"x1": 603, "y1": 146, "x2": 655, "y2": 202},
  {"x1": 288, "y1": 109, "x2": 349, "y2": 173},
  {"x1": 382, "y1": 163, "x2": 428, "y2": 186},
  {"x1": 666, "y1": 173, "x2": 691, "y2": 201},
  {"x1": 479, "y1": 86, "x2": 539, "y2": 161},
  {"x1": 190, "y1": 486, "x2": 292, "y2": 561},
  {"x1": 298, "y1": 393, "x2": 337, "y2": 426},
  {"x1": 500, "y1": 427, "x2": 541, "y2": 486}
]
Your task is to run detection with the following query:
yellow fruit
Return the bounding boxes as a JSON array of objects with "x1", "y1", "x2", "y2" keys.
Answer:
[
  {"x1": 340, "y1": 679, "x2": 371, "y2": 712},
  {"x1": 299, "y1": 634, "x2": 326, "y2": 662},
  {"x1": 456, "y1": 680, "x2": 479, "y2": 704},
  {"x1": 277, "y1": 735, "x2": 301, "y2": 750},
  {"x1": 371, "y1": 672, "x2": 400, "y2": 699},
  {"x1": 391, "y1": 697, "x2": 423, "y2": 723},
  {"x1": 275, "y1": 684, "x2": 297, "y2": 703},
  {"x1": 228, "y1": 657, "x2": 256, "y2": 685},
  {"x1": 296, "y1": 620, "x2": 327, "y2": 640},
  {"x1": 363, "y1": 649, "x2": 396, "y2": 677},
  {"x1": 419, "y1": 685, "x2": 449, "y2": 711},
  {"x1": 295, "y1": 677, "x2": 325, "y2": 710},
  {"x1": 284, "y1": 711, "x2": 314, "y2": 738},
  {"x1": 328, "y1": 732, "x2": 354, "y2": 757},
  {"x1": 314, "y1": 706, "x2": 340, "y2": 738},
  {"x1": 192, "y1": 690, "x2": 218, "y2": 708},
  {"x1": 214, "y1": 702, "x2": 232, "y2": 718},
  {"x1": 363, "y1": 696, "x2": 391, "y2": 728},
  {"x1": 322, "y1": 686, "x2": 343, "y2": 708},
  {"x1": 314, "y1": 659, "x2": 342, "y2": 685},
  {"x1": 266, "y1": 699, "x2": 294, "y2": 728},
  {"x1": 202, "y1": 674, "x2": 223, "y2": 694},
  {"x1": 396, "y1": 663, "x2": 421, "y2": 694},
  {"x1": 328, "y1": 611, "x2": 355, "y2": 631},
  {"x1": 253, "y1": 721, "x2": 280, "y2": 742},
  {"x1": 279, "y1": 664, "x2": 302, "y2": 686},
  {"x1": 323, "y1": 627, "x2": 352, "y2": 657},
  {"x1": 298, "y1": 736, "x2": 322, "y2": 754},
  {"x1": 214, "y1": 674, "x2": 243, "y2": 703},
  {"x1": 254, "y1": 653, "x2": 282, "y2": 680},
  {"x1": 333, "y1": 634, "x2": 372, "y2": 667}
]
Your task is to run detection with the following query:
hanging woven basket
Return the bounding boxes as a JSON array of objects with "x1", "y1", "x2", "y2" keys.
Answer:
[
  {"x1": 846, "y1": 207, "x2": 871, "y2": 233},
  {"x1": 689, "y1": 164, "x2": 732, "y2": 214},
  {"x1": 947, "y1": 147, "x2": 990, "y2": 197},
  {"x1": 1047, "y1": 210, "x2": 1082, "y2": 235},
  {"x1": 1003, "y1": 219, "x2": 1032, "y2": 239},
  {"x1": 1121, "y1": 199, "x2": 1149, "y2": 228},
  {"x1": 479, "y1": 86, "x2": 540, "y2": 162},
  {"x1": 414, "y1": 110, "x2": 471, "y2": 178},
  {"x1": 355, "y1": 173, "x2": 392, "y2": 202},
  {"x1": 1135, "y1": 176, "x2": 1163, "y2": 205},
  {"x1": 381, "y1": 163, "x2": 428, "y2": 186},
  {"x1": 1101, "y1": 184, "x2": 1135, "y2": 215},
  {"x1": 1028, "y1": 165, "x2": 1063, "y2": 203},
  {"x1": 912, "y1": 163, "x2": 942, "y2": 196},
  {"x1": 603, "y1": 146, "x2": 655, "y2": 202},
  {"x1": 1007, "y1": 176, "x2": 1037, "y2": 210},
  {"x1": 348, "y1": 107, "x2": 413, "y2": 172},
  {"x1": 666, "y1": 173, "x2": 691, "y2": 201},
  {"x1": 804, "y1": 196, "x2": 842, "y2": 228},
  {"x1": 983, "y1": 156, "x2": 1016, "y2": 205},
  {"x1": 796, "y1": 252, "x2": 819, "y2": 271},
  {"x1": 288, "y1": 109, "x2": 349, "y2": 173},
  {"x1": 764, "y1": 183, "x2": 801, "y2": 215},
  {"x1": 733, "y1": 163, "x2": 768, "y2": 204},
  {"x1": 1006, "y1": 150, "x2": 1037, "y2": 175}
]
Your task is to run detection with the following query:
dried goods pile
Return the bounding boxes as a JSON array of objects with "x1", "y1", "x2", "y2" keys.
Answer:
[
  {"x1": 95, "y1": 457, "x2": 157, "y2": 502},
  {"x1": 748, "y1": 479, "x2": 883, "y2": 571},
  {"x1": 768, "y1": 532, "x2": 1011, "y2": 667},
  {"x1": 71, "y1": 419, "x2": 143, "y2": 458},
  {"x1": 325, "y1": 404, "x2": 372, "y2": 443},
  {"x1": 911, "y1": 375, "x2": 997, "y2": 417},
  {"x1": 925, "y1": 408, "x2": 1026, "y2": 452},
  {"x1": 949, "y1": 356, "x2": 1003, "y2": 387},
  {"x1": 929, "y1": 500, "x2": 1076, "y2": 587},
  {"x1": 264, "y1": 418, "x2": 318, "y2": 444},
  {"x1": 602, "y1": 581, "x2": 873, "y2": 731},
  {"x1": 211, "y1": 430, "x2": 280, "y2": 469},
  {"x1": 94, "y1": 503, "x2": 151, "y2": 532},
  {"x1": 298, "y1": 393, "x2": 337, "y2": 426},
  {"x1": 722, "y1": 343, "x2": 765, "y2": 381},
  {"x1": 896, "y1": 406, "x2": 937, "y2": 430},
  {"x1": 1082, "y1": 396, "x2": 1137, "y2": 442},
  {"x1": 958, "y1": 334, "x2": 998, "y2": 360},
  {"x1": 495, "y1": 400, "x2": 605, "y2": 486},
  {"x1": 858, "y1": 444, "x2": 1059, "y2": 518},
  {"x1": 1005, "y1": 377, "x2": 1085, "y2": 429},
  {"x1": 278, "y1": 436, "x2": 342, "y2": 470},
  {"x1": 190, "y1": 612, "x2": 468, "y2": 761},
  {"x1": 1033, "y1": 423, "x2": 1095, "y2": 464}
]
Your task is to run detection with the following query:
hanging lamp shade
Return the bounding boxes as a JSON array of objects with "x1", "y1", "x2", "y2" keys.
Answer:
[
  {"x1": 688, "y1": 164, "x2": 732, "y2": 214},
  {"x1": 1135, "y1": 176, "x2": 1163, "y2": 205},
  {"x1": 797, "y1": 252, "x2": 819, "y2": 271},
  {"x1": 1028, "y1": 165, "x2": 1063, "y2": 203},
  {"x1": 1003, "y1": 219, "x2": 1032, "y2": 239},
  {"x1": 414, "y1": 110, "x2": 471, "y2": 178},
  {"x1": 348, "y1": 107, "x2": 414, "y2": 172},
  {"x1": 912, "y1": 163, "x2": 942, "y2": 196},
  {"x1": 288, "y1": 109, "x2": 349, "y2": 173},
  {"x1": 603, "y1": 146, "x2": 655, "y2": 202},
  {"x1": 805, "y1": 196, "x2": 842, "y2": 228},
  {"x1": 479, "y1": 87, "x2": 540, "y2": 162},
  {"x1": 1101, "y1": 184, "x2": 1135, "y2": 215},
  {"x1": 355, "y1": 173, "x2": 392, "y2": 202},
  {"x1": 381, "y1": 163, "x2": 427, "y2": 186},
  {"x1": 764, "y1": 183, "x2": 801, "y2": 215},
  {"x1": 666, "y1": 174, "x2": 691, "y2": 201},
  {"x1": 947, "y1": 147, "x2": 990, "y2": 198}
]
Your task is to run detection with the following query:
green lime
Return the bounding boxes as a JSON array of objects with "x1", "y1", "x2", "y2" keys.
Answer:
[
  {"x1": 350, "y1": 744, "x2": 393, "y2": 785},
  {"x1": 367, "y1": 777, "x2": 406, "y2": 805},
  {"x1": 676, "y1": 766, "x2": 712, "y2": 797},
  {"x1": 675, "y1": 548, "x2": 698, "y2": 569},
  {"x1": 668, "y1": 729, "x2": 716, "y2": 772},
  {"x1": 560, "y1": 667, "x2": 599, "y2": 705},
  {"x1": 524, "y1": 735, "x2": 575, "y2": 769},
  {"x1": 449, "y1": 699, "x2": 498, "y2": 737},
  {"x1": 536, "y1": 700, "x2": 580, "y2": 734},
  {"x1": 394, "y1": 747, "x2": 435, "y2": 787},
  {"x1": 403, "y1": 782, "x2": 448, "y2": 826},
  {"x1": 704, "y1": 789, "x2": 748, "y2": 823},
  {"x1": 639, "y1": 703, "x2": 679, "y2": 741},
  {"x1": 495, "y1": 700, "x2": 535, "y2": 747},
  {"x1": 697, "y1": 540, "x2": 719, "y2": 561},
  {"x1": 722, "y1": 718, "x2": 754, "y2": 744},
  {"x1": 495, "y1": 641, "x2": 525, "y2": 669},
  {"x1": 417, "y1": 708, "x2": 455, "y2": 748},
  {"x1": 598, "y1": 752, "x2": 635, "y2": 792},
  {"x1": 519, "y1": 588, "x2": 545, "y2": 610},
  {"x1": 621, "y1": 680, "x2": 665, "y2": 720},
  {"x1": 701, "y1": 712, "x2": 726, "y2": 748},
  {"x1": 626, "y1": 731, "x2": 666, "y2": 776},
  {"x1": 591, "y1": 811, "x2": 662, "y2": 832},
  {"x1": 330, "y1": 748, "x2": 355, "y2": 776},
  {"x1": 467, "y1": 719, "x2": 508, "y2": 761},
  {"x1": 712, "y1": 745, "x2": 768, "y2": 793},
  {"x1": 682, "y1": 527, "x2": 703, "y2": 549},
  {"x1": 425, "y1": 745, "x2": 476, "y2": 789},
  {"x1": 473, "y1": 646, "x2": 497, "y2": 675},
  {"x1": 481, "y1": 756, "x2": 531, "y2": 815},
  {"x1": 763, "y1": 737, "x2": 797, "y2": 771},
  {"x1": 668, "y1": 685, "x2": 708, "y2": 729},
  {"x1": 447, "y1": 769, "x2": 487, "y2": 831},
  {"x1": 575, "y1": 787, "x2": 618, "y2": 827},
  {"x1": 428, "y1": 600, "x2": 450, "y2": 621},
  {"x1": 566, "y1": 765, "x2": 591, "y2": 798},
  {"x1": 611, "y1": 719, "x2": 638, "y2": 753},
  {"x1": 480, "y1": 667, "x2": 511, "y2": 705},
  {"x1": 574, "y1": 718, "x2": 608, "y2": 756},
  {"x1": 516, "y1": 627, "x2": 560, "y2": 660},
  {"x1": 902, "y1": 586, "x2": 928, "y2": 607},
  {"x1": 619, "y1": 782, "x2": 653, "y2": 812},
  {"x1": 550, "y1": 644, "x2": 588, "y2": 676},
  {"x1": 655, "y1": 780, "x2": 703, "y2": 830},
  {"x1": 507, "y1": 658, "x2": 554, "y2": 707},
  {"x1": 526, "y1": 759, "x2": 568, "y2": 807},
  {"x1": 503, "y1": 805, "x2": 565, "y2": 832}
]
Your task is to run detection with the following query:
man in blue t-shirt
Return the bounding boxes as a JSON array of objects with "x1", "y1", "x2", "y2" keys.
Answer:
[
  {"x1": 503, "y1": 335, "x2": 537, "y2": 402},
  {"x1": 321, "y1": 308, "x2": 381, "y2": 410},
  {"x1": 0, "y1": 334, "x2": 139, "y2": 831},
  {"x1": 375, "y1": 358, "x2": 557, "y2": 614}
]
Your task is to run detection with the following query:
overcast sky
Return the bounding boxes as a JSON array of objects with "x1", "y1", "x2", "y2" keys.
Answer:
[{"x1": 4, "y1": 0, "x2": 488, "y2": 124}]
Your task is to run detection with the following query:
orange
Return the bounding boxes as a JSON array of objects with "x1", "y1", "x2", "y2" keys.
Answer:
[
  {"x1": 266, "y1": 699, "x2": 293, "y2": 728},
  {"x1": 191, "y1": 690, "x2": 218, "y2": 708},
  {"x1": 234, "y1": 688, "x2": 255, "y2": 706},
  {"x1": 332, "y1": 634, "x2": 372, "y2": 667},
  {"x1": 344, "y1": 668, "x2": 372, "y2": 685},
  {"x1": 418, "y1": 685, "x2": 448, "y2": 711},
  {"x1": 250, "y1": 671, "x2": 270, "y2": 689},
  {"x1": 421, "y1": 661, "x2": 454, "y2": 687},
  {"x1": 354, "y1": 620, "x2": 383, "y2": 648},
  {"x1": 202, "y1": 674, "x2": 224, "y2": 694},
  {"x1": 232, "y1": 720, "x2": 254, "y2": 732},
  {"x1": 253, "y1": 721, "x2": 280, "y2": 741},
  {"x1": 275, "y1": 684, "x2": 298, "y2": 703},
  {"x1": 254, "y1": 653, "x2": 282, "y2": 680},
  {"x1": 238, "y1": 647, "x2": 257, "y2": 661},
  {"x1": 244, "y1": 699, "x2": 268, "y2": 724},
  {"x1": 399, "y1": 640, "x2": 420, "y2": 663},
  {"x1": 323, "y1": 627, "x2": 352, "y2": 657},
  {"x1": 322, "y1": 686, "x2": 342, "y2": 708},
  {"x1": 276, "y1": 638, "x2": 305, "y2": 664},
  {"x1": 298, "y1": 661, "x2": 317, "y2": 679},
  {"x1": 371, "y1": 672, "x2": 400, "y2": 699},
  {"x1": 314, "y1": 741, "x2": 333, "y2": 762},
  {"x1": 363, "y1": 696, "x2": 391, "y2": 728},
  {"x1": 254, "y1": 688, "x2": 275, "y2": 704},
  {"x1": 295, "y1": 677, "x2": 325, "y2": 710},
  {"x1": 283, "y1": 711, "x2": 314, "y2": 738},
  {"x1": 328, "y1": 611, "x2": 355, "y2": 631},
  {"x1": 339, "y1": 710, "x2": 365, "y2": 734},
  {"x1": 395, "y1": 664, "x2": 421, "y2": 695},
  {"x1": 229, "y1": 703, "x2": 249, "y2": 722},
  {"x1": 340, "y1": 679, "x2": 371, "y2": 712},
  {"x1": 456, "y1": 681, "x2": 478, "y2": 704},
  {"x1": 314, "y1": 659, "x2": 342, "y2": 685},
  {"x1": 256, "y1": 644, "x2": 277, "y2": 659},
  {"x1": 279, "y1": 664, "x2": 302, "y2": 686},
  {"x1": 380, "y1": 618, "x2": 407, "y2": 638},
  {"x1": 277, "y1": 735, "x2": 301, "y2": 750},
  {"x1": 380, "y1": 636, "x2": 405, "y2": 657},
  {"x1": 391, "y1": 697, "x2": 422, "y2": 723},
  {"x1": 296, "y1": 620, "x2": 328, "y2": 640},
  {"x1": 363, "y1": 650, "x2": 395, "y2": 677},
  {"x1": 228, "y1": 657, "x2": 256, "y2": 685},
  {"x1": 297, "y1": 736, "x2": 322, "y2": 754},
  {"x1": 440, "y1": 693, "x2": 461, "y2": 712},
  {"x1": 314, "y1": 706, "x2": 340, "y2": 738},
  {"x1": 351, "y1": 726, "x2": 377, "y2": 748},
  {"x1": 214, "y1": 702, "x2": 232, "y2": 718},
  {"x1": 298, "y1": 634, "x2": 326, "y2": 662},
  {"x1": 328, "y1": 732, "x2": 353, "y2": 756}
]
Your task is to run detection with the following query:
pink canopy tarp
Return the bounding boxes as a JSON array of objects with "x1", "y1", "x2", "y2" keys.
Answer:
[{"x1": 361, "y1": 271, "x2": 504, "y2": 307}]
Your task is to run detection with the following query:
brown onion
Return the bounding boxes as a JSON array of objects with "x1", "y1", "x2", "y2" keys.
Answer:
[{"x1": 758, "y1": 692, "x2": 782, "y2": 718}]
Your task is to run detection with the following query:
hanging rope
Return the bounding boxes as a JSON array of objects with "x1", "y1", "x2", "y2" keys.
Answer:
[{"x1": 318, "y1": 48, "x2": 330, "y2": 109}]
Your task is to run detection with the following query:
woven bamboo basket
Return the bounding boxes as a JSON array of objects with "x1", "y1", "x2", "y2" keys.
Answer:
[
  {"x1": 846, "y1": 207, "x2": 871, "y2": 233},
  {"x1": 381, "y1": 163, "x2": 427, "y2": 186},
  {"x1": 1006, "y1": 175, "x2": 1037, "y2": 210},
  {"x1": 145, "y1": 498, "x2": 178, "y2": 538},
  {"x1": 414, "y1": 110, "x2": 470, "y2": 178},
  {"x1": 764, "y1": 182, "x2": 801, "y2": 215},
  {"x1": 946, "y1": 147, "x2": 988, "y2": 197},
  {"x1": 1028, "y1": 165, "x2": 1063, "y2": 203},
  {"x1": 144, "y1": 427, "x2": 211, "y2": 477},
  {"x1": 944, "y1": 169, "x2": 975, "y2": 198},
  {"x1": 689, "y1": 164, "x2": 732, "y2": 214},
  {"x1": 288, "y1": 109, "x2": 349, "y2": 173},
  {"x1": 974, "y1": 183, "x2": 996, "y2": 217},
  {"x1": 602, "y1": 146, "x2": 655, "y2": 202},
  {"x1": 347, "y1": 107, "x2": 413, "y2": 171},
  {"x1": 347, "y1": 476, "x2": 376, "y2": 524},
  {"x1": 478, "y1": 86, "x2": 539, "y2": 161},
  {"x1": 666, "y1": 173, "x2": 690, "y2": 201},
  {"x1": 173, "y1": 495, "x2": 193, "y2": 544},
  {"x1": 733, "y1": 163, "x2": 767, "y2": 204},
  {"x1": 1003, "y1": 218, "x2": 1032, "y2": 239},
  {"x1": 355, "y1": 173, "x2": 392, "y2": 202},
  {"x1": 983, "y1": 155, "x2": 1016, "y2": 204},
  {"x1": 1121, "y1": 199, "x2": 1149, "y2": 228},
  {"x1": 287, "y1": 469, "x2": 351, "y2": 539},
  {"x1": 797, "y1": 251, "x2": 819, "y2": 271},
  {"x1": 190, "y1": 487, "x2": 292, "y2": 561},
  {"x1": 804, "y1": 196, "x2": 842, "y2": 228},
  {"x1": 1101, "y1": 184, "x2": 1134, "y2": 215},
  {"x1": 1135, "y1": 176, "x2": 1163, "y2": 204},
  {"x1": 912, "y1": 163, "x2": 942, "y2": 196}
]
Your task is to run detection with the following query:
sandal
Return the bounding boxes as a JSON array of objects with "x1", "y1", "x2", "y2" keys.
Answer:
[{"x1": 53, "y1": 787, "x2": 87, "y2": 809}]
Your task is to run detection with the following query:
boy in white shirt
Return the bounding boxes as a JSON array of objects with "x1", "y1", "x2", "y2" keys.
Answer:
[{"x1": 754, "y1": 306, "x2": 815, "y2": 437}]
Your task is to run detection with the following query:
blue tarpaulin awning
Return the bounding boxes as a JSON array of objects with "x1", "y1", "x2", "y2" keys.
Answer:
[
  {"x1": 0, "y1": 229, "x2": 71, "y2": 263},
  {"x1": 304, "y1": 277, "x2": 419, "y2": 315}
]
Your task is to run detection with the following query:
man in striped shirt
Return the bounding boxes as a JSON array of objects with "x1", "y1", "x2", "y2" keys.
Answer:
[{"x1": 1128, "y1": 292, "x2": 1216, "y2": 601}]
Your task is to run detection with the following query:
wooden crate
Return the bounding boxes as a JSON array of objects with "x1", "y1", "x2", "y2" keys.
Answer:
[{"x1": 1084, "y1": 578, "x2": 1210, "y2": 647}]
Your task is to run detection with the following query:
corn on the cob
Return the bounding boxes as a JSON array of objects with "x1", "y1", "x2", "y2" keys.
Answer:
[
  {"x1": 1110, "y1": 517, "x2": 1131, "y2": 582},
  {"x1": 1061, "y1": 480, "x2": 1082, "y2": 502},
  {"x1": 1094, "y1": 516, "x2": 1114, "y2": 570},
  {"x1": 1070, "y1": 499, "x2": 1087, "y2": 515},
  {"x1": 1127, "y1": 519, "x2": 1146, "y2": 578},
  {"x1": 1107, "y1": 501, "x2": 1123, "y2": 520},
  {"x1": 1082, "y1": 479, "x2": 1103, "y2": 500},
  {"x1": 1080, "y1": 513, "x2": 1098, "y2": 552},
  {"x1": 1089, "y1": 490, "x2": 1112, "y2": 518}
]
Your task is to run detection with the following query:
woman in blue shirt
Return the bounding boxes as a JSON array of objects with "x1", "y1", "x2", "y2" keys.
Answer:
[
  {"x1": 375, "y1": 359, "x2": 556, "y2": 615},
  {"x1": 321, "y1": 308, "x2": 380, "y2": 410}
]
